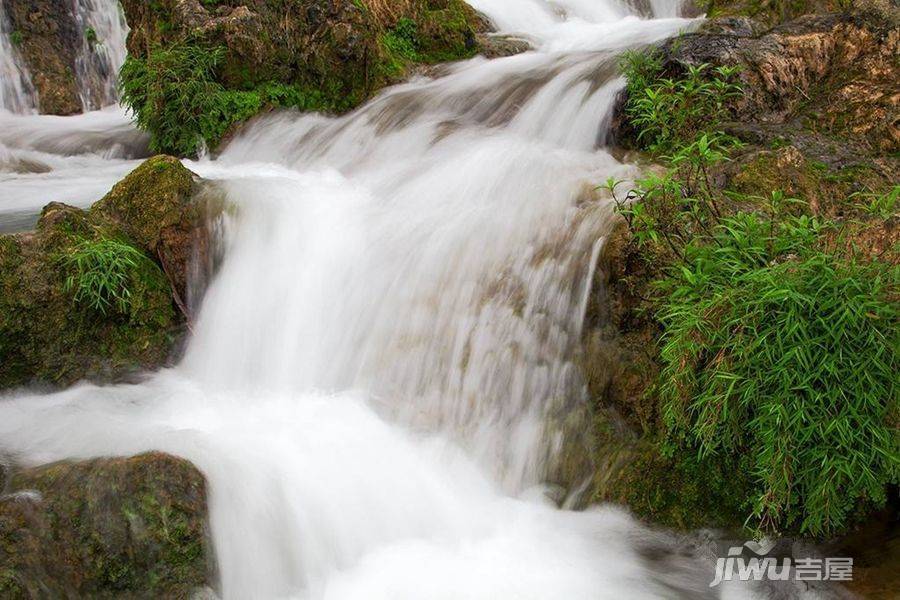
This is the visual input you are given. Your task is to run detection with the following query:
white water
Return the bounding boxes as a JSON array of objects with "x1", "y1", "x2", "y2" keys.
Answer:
[
  {"x1": 0, "y1": 0, "x2": 127, "y2": 114},
  {"x1": 0, "y1": 1, "x2": 835, "y2": 599},
  {"x1": 0, "y1": 106, "x2": 147, "y2": 232},
  {"x1": 74, "y1": 0, "x2": 129, "y2": 111},
  {"x1": 0, "y1": 0, "x2": 35, "y2": 113}
]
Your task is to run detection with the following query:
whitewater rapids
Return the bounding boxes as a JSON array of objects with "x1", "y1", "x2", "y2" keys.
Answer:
[{"x1": 0, "y1": 1, "x2": 841, "y2": 598}]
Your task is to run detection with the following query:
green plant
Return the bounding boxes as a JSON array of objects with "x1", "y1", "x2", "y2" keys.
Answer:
[
  {"x1": 61, "y1": 237, "x2": 157, "y2": 316},
  {"x1": 85, "y1": 27, "x2": 98, "y2": 46},
  {"x1": 119, "y1": 44, "x2": 261, "y2": 156},
  {"x1": 620, "y1": 49, "x2": 663, "y2": 98},
  {"x1": 10, "y1": 30, "x2": 23, "y2": 46},
  {"x1": 656, "y1": 208, "x2": 898, "y2": 536},
  {"x1": 622, "y1": 57, "x2": 742, "y2": 153},
  {"x1": 852, "y1": 185, "x2": 899, "y2": 219}
]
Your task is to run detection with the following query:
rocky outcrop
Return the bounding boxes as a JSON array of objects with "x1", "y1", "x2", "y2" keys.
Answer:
[
  {"x1": 0, "y1": 452, "x2": 213, "y2": 598},
  {"x1": 5, "y1": 0, "x2": 126, "y2": 114},
  {"x1": 612, "y1": 4, "x2": 900, "y2": 157},
  {"x1": 0, "y1": 156, "x2": 214, "y2": 389},
  {"x1": 91, "y1": 156, "x2": 214, "y2": 305},
  {"x1": 121, "y1": 0, "x2": 483, "y2": 109},
  {"x1": 588, "y1": 3, "x2": 899, "y2": 532},
  {"x1": 5, "y1": 0, "x2": 82, "y2": 115}
]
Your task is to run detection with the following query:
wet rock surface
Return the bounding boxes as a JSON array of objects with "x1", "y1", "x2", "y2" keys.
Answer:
[
  {"x1": 0, "y1": 452, "x2": 212, "y2": 598},
  {"x1": 0, "y1": 156, "x2": 215, "y2": 389}
]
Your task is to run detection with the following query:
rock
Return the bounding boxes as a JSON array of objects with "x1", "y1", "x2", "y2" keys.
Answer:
[
  {"x1": 610, "y1": 8, "x2": 900, "y2": 156},
  {"x1": 5, "y1": 0, "x2": 82, "y2": 115},
  {"x1": 663, "y1": 12, "x2": 900, "y2": 154},
  {"x1": 476, "y1": 33, "x2": 532, "y2": 58},
  {"x1": 120, "y1": 0, "x2": 483, "y2": 106},
  {"x1": 0, "y1": 452, "x2": 213, "y2": 598},
  {"x1": 0, "y1": 156, "x2": 215, "y2": 389},
  {"x1": 91, "y1": 156, "x2": 211, "y2": 304}
]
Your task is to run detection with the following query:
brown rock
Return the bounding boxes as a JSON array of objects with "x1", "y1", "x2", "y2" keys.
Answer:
[{"x1": 0, "y1": 452, "x2": 213, "y2": 598}]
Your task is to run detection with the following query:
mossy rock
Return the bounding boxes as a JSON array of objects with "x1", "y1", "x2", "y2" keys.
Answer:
[
  {"x1": 118, "y1": 0, "x2": 484, "y2": 155},
  {"x1": 591, "y1": 435, "x2": 754, "y2": 531},
  {"x1": 0, "y1": 156, "x2": 212, "y2": 390},
  {"x1": 727, "y1": 145, "x2": 895, "y2": 215},
  {"x1": 0, "y1": 452, "x2": 212, "y2": 598},
  {"x1": 91, "y1": 155, "x2": 207, "y2": 300}
]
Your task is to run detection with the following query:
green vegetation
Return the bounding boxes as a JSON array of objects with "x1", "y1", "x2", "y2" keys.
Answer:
[
  {"x1": 84, "y1": 26, "x2": 98, "y2": 46},
  {"x1": 602, "y1": 49, "x2": 900, "y2": 536},
  {"x1": 620, "y1": 50, "x2": 742, "y2": 153},
  {"x1": 0, "y1": 156, "x2": 201, "y2": 389},
  {"x1": 119, "y1": 44, "x2": 261, "y2": 156},
  {"x1": 61, "y1": 236, "x2": 159, "y2": 317},
  {"x1": 10, "y1": 30, "x2": 23, "y2": 46},
  {"x1": 116, "y1": 1, "x2": 481, "y2": 156}
]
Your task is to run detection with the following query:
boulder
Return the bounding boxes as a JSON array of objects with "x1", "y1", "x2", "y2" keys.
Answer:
[
  {"x1": 0, "y1": 156, "x2": 214, "y2": 389},
  {"x1": 91, "y1": 155, "x2": 212, "y2": 305},
  {"x1": 0, "y1": 452, "x2": 213, "y2": 598},
  {"x1": 611, "y1": 7, "x2": 900, "y2": 157}
]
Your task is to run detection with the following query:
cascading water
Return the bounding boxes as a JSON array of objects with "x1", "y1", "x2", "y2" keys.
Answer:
[
  {"x1": 0, "y1": 0, "x2": 35, "y2": 113},
  {"x1": 74, "y1": 0, "x2": 129, "y2": 111},
  {"x1": 0, "y1": 0, "x2": 126, "y2": 114},
  {"x1": 0, "y1": 1, "x2": 844, "y2": 598}
]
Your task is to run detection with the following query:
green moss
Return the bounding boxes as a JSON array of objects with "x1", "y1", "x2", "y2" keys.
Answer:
[
  {"x1": 597, "y1": 437, "x2": 754, "y2": 531},
  {"x1": 0, "y1": 156, "x2": 205, "y2": 389},
  {"x1": 0, "y1": 454, "x2": 210, "y2": 597},
  {"x1": 119, "y1": 0, "x2": 481, "y2": 156}
]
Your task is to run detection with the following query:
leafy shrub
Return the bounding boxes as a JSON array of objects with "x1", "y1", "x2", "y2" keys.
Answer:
[
  {"x1": 656, "y1": 206, "x2": 898, "y2": 535},
  {"x1": 119, "y1": 44, "x2": 261, "y2": 156},
  {"x1": 620, "y1": 49, "x2": 663, "y2": 98},
  {"x1": 621, "y1": 57, "x2": 742, "y2": 153},
  {"x1": 852, "y1": 185, "x2": 899, "y2": 219},
  {"x1": 61, "y1": 237, "x2": 159, "y2": 317},
  {"x1": 608, "y1": 47, "x2": 899, "y2": 536}
]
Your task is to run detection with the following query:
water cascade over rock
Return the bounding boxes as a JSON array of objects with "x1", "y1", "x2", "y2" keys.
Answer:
[
  {"x1": 0, "y1": 1, "x2": 824, "y2": 598},
  {"x1": 0, "y1": 0, "x2": 127, "y2": 114}
]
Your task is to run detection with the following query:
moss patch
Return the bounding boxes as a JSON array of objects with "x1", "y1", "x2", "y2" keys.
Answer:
[
  {"x1": 119, "y1": 0, "x2": 483, "y2": 155},
  {"x1": 0, "y1": 453, "x2": 211, "y2": 598},
  {"x1": 0, "y1": 156, "x2": 208, "y2": 389}
]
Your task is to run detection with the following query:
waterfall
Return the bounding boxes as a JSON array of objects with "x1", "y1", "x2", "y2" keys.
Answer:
[
  {"x1": 0, "y1": 0, "x2": 36, "y2": 113},
  {"x1": 0, "y1": 2, "x2": 771, "y2": 599},
  {"x1": 0, "y1": 0, "x2": 127, "y2": 114},
  {"x1": 74, "y1": 0, "x2": 129, "y2": 111}
]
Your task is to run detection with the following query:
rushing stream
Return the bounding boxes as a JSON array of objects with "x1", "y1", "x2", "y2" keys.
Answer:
[{"x1": 0, "y1": 1, "x2": 854, "y2": 599}]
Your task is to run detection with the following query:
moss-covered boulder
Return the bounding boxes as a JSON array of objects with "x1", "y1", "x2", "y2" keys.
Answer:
[
  {"x1": 0, "y1": 156, "x2": 211, "y2": 389},
  {"x1": 118, "y1": 0, "x2": 485, "y2": 155},
  {"x1": 91, "y1": 155, "x2": 211, "y2": 304},
  {"x1": 0, "y1": 452, "x2": 213, "y2": 598}
]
